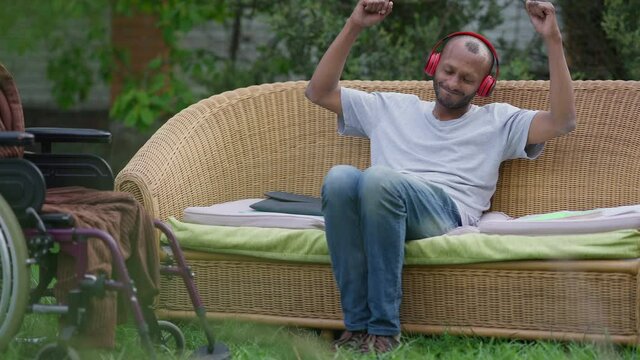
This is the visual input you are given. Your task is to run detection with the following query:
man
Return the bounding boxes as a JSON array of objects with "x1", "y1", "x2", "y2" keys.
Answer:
[{"x1": 305, "y1": 0, "x2": 575, "y2": 354}]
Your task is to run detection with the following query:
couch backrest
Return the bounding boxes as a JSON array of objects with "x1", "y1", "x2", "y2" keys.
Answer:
[
  {"x1": 484, "y1": 80, "x2": 640, "y2": 216},
  {"x1": 116, "y1": 80, "x2": 640, "y2": 220}
]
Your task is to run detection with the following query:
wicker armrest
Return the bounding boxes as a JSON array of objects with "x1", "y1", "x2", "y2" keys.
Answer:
[{"x1": 115, "y1": 81, "x2": 371, "y2": 221}]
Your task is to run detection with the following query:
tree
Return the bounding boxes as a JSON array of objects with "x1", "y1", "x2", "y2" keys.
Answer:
[
  {"x1": 556, "y1": 0, "x2": 627, "y2": 79},
  {"x1": 601, "y1": 0, "x2": 640, "y2": 80},
  {"x1": 2, "y1": 0, "x2": 549, "y2": 131},
  {"x1": 0, "y1": 1, "x2": 112, "y2": 108}
]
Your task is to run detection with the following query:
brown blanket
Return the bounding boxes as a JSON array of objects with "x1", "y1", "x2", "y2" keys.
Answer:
[
  {"x1": 0, "y1": 63, "x2": 24, "y2": 158},
  {"x1": 43, "y1": 186, "x2": 160, "y2": 348}
]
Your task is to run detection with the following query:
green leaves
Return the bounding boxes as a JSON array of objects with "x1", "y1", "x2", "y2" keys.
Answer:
[
  {"x1": 260, "y1": 0, "x2": 503, "y2": 82},
  {"x1": 66, "y1": 0, "x2": 506, "y2": 130},
  {"x1": 602, "y1": 0, "x2": 640, "y2": 79},
  {"x1": 9, "y1": 0, "x2": 596, "y2": 132},
  {"x1": 46, "y1": 46, "x2": 94, "y2": 108},
  {"x1": 110, "y1": 59, "x2": 196, "y2": 130}
]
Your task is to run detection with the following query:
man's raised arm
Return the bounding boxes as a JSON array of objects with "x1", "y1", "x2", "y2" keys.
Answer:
[
  {"x1": 525, "y1": 0, "x2": 577, "y2": 145},
  {"x1": 304, "y1": 0, "x2": 393, "y2": 115}
]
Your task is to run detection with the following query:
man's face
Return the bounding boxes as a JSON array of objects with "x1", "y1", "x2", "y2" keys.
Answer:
[
  {"x1": 433, "y1": 76, "x2": 476, "y2": 110},
  {"x1": 432, "y1": 39, "x2": 492, "y2": 110}
]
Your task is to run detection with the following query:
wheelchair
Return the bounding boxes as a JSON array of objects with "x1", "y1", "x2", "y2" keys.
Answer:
[{"x1": 0, "y1": 64, "x2": 230, "y2": 359}]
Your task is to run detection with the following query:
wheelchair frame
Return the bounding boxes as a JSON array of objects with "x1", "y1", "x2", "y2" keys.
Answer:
[{"x1": 0, "y1": 129, "x2": 230, "y2": 359}]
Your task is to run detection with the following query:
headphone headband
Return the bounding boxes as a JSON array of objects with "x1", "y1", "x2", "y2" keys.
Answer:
[{"x1": 429, "y1": 31, "x2": 500, "y2": 80}]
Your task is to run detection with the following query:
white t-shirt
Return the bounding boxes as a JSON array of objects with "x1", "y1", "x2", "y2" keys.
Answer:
[{"x1": 339, "y1": 87, "x2": 544, "y2": 226}]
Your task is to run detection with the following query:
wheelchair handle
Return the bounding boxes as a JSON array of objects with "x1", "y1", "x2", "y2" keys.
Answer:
[
  {"x1": 0, "y1": 131, "x2": 34, "y2": 146},
  {"x1": 25, "y1": 127, "x2": 111, "y2": 153}
]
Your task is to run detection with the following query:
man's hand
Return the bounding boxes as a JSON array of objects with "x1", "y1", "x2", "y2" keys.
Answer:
[
  {"x1": 305, "y1": 0, "x2": 393, "y2": 114},
  {"x1": 525, "y1": 0, "x2": 561, "y2": 42},
  {"x1": 349, "y1": 0, "x2": 394, "y2": 29}
]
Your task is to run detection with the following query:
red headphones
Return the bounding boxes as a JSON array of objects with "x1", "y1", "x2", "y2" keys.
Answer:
[{"x1": 424, "y1": 31, "x2": 500, "y2": 97}]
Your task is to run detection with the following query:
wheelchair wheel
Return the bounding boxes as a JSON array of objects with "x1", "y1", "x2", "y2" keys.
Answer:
[
  {"x1": 0, "y1": 194, "x2": 30, "y2": 351},
  {"x1": 156, "y1": 320, "x2": 186, "y2": 356},
  {"x1": 34, "y1": 342, "x2": 80, "y2": 360}
]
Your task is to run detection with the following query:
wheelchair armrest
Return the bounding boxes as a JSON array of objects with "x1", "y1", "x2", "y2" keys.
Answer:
[
  {"x1": 25, "y1": 153, "x2": 114, "y2": 191},
  {"x1": 25, "y1": 127, "x2": 111, "y2": 153},
  {"x1": 0, "y1": 131, "x2": 35, "y2": 146}
]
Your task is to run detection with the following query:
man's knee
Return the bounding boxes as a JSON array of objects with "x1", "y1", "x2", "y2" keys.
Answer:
[
  {"x1": 322, "y1": 165, "x2": 361, "y2": 198},
  {"x1": 360, "y1": 166, "x2": 401, "y2": 197}
]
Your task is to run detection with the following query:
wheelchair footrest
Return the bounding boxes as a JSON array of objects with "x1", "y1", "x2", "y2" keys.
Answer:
[{"x1": 30, "y1": 304, "x2": 68, "y2": 315}]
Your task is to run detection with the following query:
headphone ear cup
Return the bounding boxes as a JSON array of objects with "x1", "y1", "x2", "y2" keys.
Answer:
[
  {"x1": 476, "y1": 75, "x2": 496, "y2": 97},
  {"x1": 424, "y1": 52, "x2": 441, "y2": 76}
]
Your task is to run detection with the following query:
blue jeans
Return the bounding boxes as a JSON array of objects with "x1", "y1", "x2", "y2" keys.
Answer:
[{"x1": 321, "y1": 165, "x2": 461, "y2": 336}]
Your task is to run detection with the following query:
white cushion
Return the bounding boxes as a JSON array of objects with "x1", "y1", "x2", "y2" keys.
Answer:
[
  {"x1": 184, "y1": 200, "x2": 640, "y2": 236},
  {"x1": 478, "y1": 205, "x2": 640, "y2": 235},
  {"x1": 183, "y1": 199, "x2": 325, "y2": 230}
]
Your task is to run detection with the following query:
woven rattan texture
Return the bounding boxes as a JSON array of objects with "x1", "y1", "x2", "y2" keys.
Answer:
[
  {"x1": 118, "y1": 80, "x2": 640, "y2": 343},
  {"x1": 158, "y1": 259, "x2": 638, "y2": 341},
  {"x1": 159, "y1": 260, "x2": 342, "y2": 319}
]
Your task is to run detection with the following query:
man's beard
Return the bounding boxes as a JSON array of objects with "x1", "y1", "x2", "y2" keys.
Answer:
[{"x1": 433, "y1": 81, "x2": 475, "y2": 110}]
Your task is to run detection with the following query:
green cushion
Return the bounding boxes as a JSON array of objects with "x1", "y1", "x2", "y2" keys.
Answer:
[{"x1": 166, "y1": 217, "x2": 640, "y2": 265}]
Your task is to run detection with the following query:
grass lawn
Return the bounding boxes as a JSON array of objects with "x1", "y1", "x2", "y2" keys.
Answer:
[{"x1": 4, "y1": 312, "x2": 639, "y2": 359}]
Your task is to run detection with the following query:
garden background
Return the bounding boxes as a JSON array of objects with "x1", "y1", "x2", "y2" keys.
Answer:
[{"x1": 1, "y1": 0, "x2": 637, "y2": 174}]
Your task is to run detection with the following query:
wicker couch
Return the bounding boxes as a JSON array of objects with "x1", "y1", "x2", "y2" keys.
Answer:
[{"x1": 115, "y1": 80, "x2": 640, "y2": 344}]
